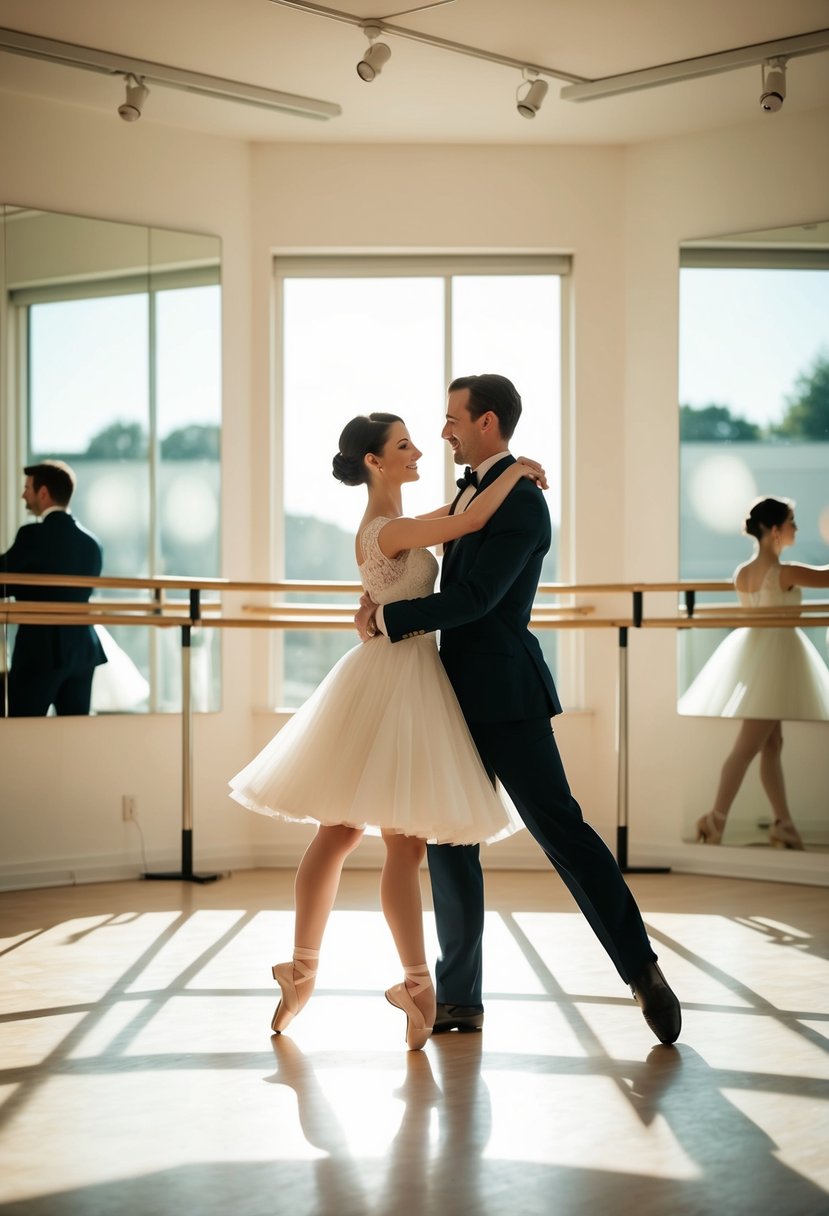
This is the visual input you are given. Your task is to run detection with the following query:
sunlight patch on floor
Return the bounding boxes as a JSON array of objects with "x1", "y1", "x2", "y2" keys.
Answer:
[{"x1": 481, "y1": 1071, "x2": 700, "y2": 1178}]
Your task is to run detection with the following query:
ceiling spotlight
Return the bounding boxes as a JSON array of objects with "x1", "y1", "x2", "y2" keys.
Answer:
[
  {"x1": 357, "y1": 24, "x2": 391, "y2": 82},
  {"x1": 759, "y1": 57, "x2": 787, "y2": 112},
  {"x1": 118, "y1": 73, "x2": 148, "y2": 122},
  {"x1": 516, "y1": 71, "x2": 548, "y2": 120}
]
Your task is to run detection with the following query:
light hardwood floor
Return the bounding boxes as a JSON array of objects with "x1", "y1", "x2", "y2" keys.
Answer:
[{"x1": 1, "y1": 868, "x2": 827, "y2": 1215}]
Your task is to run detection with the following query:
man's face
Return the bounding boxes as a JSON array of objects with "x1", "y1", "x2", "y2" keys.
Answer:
[
  {"x1": 22, "y1": 476, "x2": 44, "y2": 516},
  {"x1": 442, "y1": 388, "x2": 485, "y2": 468}
]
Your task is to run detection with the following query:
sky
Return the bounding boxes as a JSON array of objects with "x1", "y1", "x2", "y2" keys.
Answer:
[
  {"x1": 679, "y1": 268, "x2": 829, "y2": 427},
  {"x1": 282, "y1": 273, "x2": 562, "y2": 532},
  {"x1": 29, "y1": 285, "x2": 221, "y2": 453}
]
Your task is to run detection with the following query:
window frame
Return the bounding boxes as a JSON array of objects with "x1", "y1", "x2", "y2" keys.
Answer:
[
  {"x1": 271, "y1": 252, "x2": 573, "y2": 710},
  {"x1": 7, "y1": 265, "x2": 222, "y2": 713}
]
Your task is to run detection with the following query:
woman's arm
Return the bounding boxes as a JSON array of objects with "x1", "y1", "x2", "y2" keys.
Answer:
[
  {"x1": 380, "y1": 486, "x2": 550, "y2": 640},
  {"x1": 414, "y1": 504, "x2": 453, "y2": 521},
  {"x1": 378, "y1": 458, "x2": 546, "y2": 557},
  {"x1": 781, "y1": 562, "x2": 829, "y2": 590}
]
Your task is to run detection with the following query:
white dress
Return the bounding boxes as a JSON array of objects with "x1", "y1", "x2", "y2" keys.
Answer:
[
  {"x1": 678, "y1": 565, "x2": 829, "y2": 721},
  {"x1": 229, "y1": 516, "x2": 521, "y2": 844}
]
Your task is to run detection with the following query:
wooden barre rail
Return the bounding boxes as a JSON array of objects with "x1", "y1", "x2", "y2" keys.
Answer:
[
  {"x1": 5, "y1": 610, "x2": 829, "y2": 630},
  {"x1": 3, "y1": 570, "x2": 828, "y2": 632},
  {"x1": 3, "y1": 571, "x2": 739, "y2": 594}
]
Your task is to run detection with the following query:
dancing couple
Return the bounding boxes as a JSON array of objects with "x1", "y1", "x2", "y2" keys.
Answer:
[{"x1": 230, "y1": 374, "x2": 681, "y2": 1051}]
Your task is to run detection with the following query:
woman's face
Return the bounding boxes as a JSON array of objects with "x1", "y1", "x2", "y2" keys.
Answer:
[
  {"x1": 376, "y1": 422, "x2": 422, "y2": 485},
  {"x1": 774, "y1": 509, "x2": 797, "y2": 550}
]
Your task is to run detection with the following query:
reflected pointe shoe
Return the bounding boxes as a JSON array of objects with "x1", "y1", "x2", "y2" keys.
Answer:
[
  {"x1": 271, "y1": 947, "x2": 320, "y2": 1034},
  {"x1": 696, "y1": 810, "x2": 726, "y2": 845},
  {"x1": 769, "y1": 820, "x2": 805, "y2": 850},
  {"x1": 385, "y1": 963, "x2": 435, "y2": 1052}
]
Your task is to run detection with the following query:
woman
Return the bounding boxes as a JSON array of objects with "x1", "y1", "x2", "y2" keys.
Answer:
[
  {"x1": 230, "y1": 412, "x2": 545, "y2": 1048},
  {"x1": 680, "y1": 497, "x2": 829, "y2": 848}
]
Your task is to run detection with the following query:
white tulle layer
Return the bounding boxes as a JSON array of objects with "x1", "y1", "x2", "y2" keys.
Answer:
[
  {"x1": 678, "y1": 626, "x2": 829, "y2": 721},
  {"x1": 229, "y1": 634, "x2": 522, "y2": 845}
]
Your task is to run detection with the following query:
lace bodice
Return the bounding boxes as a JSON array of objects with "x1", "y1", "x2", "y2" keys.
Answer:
[
  {"x1": 737, "y1": 563, "x2": 802, "y2": 608},
  {"x1": 358, "y1": 515, "x2": 438, "y2": 605}
]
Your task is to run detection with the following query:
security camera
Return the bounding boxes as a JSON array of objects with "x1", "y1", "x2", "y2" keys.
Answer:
[
  {"x1": 119, "y1": 75, "x2": 149, "y2": 122},
  {"x1": 760, "y1": 61, "x2": 786, "y2": 113}
]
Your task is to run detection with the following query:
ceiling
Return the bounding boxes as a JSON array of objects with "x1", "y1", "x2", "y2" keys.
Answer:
[{"x1": 0, "y1": 0, "x2": 828, "y2": 145}]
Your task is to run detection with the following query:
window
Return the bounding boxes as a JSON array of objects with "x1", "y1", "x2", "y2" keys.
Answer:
[
  {"x1": 678, "y1": 242, "x2": 829, "y2": 698},
  {"x1": 274, "y1": 256, "x2": 568, "y2": 708}
]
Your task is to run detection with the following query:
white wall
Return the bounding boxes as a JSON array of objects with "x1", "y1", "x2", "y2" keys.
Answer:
[{"x1": 1, "y1": 87, "x2": 827, "y2": 888}]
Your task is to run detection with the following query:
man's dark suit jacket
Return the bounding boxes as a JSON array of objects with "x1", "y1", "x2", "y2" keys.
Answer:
[
  {"x1": 1, "y1": 510, "x2": 106, "y2": 675},
  {"x1": 382, "y1": 455, "x2": 562, "y2": 723}
]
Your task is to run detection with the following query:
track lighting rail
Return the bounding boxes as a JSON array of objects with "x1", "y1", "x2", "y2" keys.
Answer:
[
  {"x1": 0, "y1": 25, "x2": 342, "y2": 120},
  {"x1": 271, "y1": 2, "x2": 829, "y2": 109},
  {"x1": 560, "y1": 27, "x2": 829, "y2": 102},
  {"x1": 270, "y1": 0, "x2": 588, "y2": 84}
]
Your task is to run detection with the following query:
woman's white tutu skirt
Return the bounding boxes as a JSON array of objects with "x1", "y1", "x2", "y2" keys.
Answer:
[
  {"x1": 229, "y1": 634, "x2": 521, "y2": 845},
  {"x1": 678, "y1": 626, "x2": 829, "y2": 721}
]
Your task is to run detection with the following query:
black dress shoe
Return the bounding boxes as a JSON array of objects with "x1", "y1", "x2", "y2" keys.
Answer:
[
  {"x1": 630, "y1": 962, "x2": 681, "y2": 1045},
  {"x1": 432, "y1": 1003, "x2": 484, "y2": 1034}
]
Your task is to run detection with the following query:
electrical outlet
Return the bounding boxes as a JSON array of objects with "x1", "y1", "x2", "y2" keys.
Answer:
[{"x1": 122, "y1": 795, "x2": 137, "y2": 822}]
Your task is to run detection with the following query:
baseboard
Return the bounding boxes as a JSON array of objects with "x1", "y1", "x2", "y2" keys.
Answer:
[
  {"x1": 629, "y1": 842, "x2": 829, "y2": 887},
  {"x1": 0, "y1": 847, "x2": 257, "y2": 892},
  {"x1": 0, "y1": 835, "x2": 557, "y2": 892},
  {"x1": 3, "y1": 836, "x2": 826, "y2": 893}
]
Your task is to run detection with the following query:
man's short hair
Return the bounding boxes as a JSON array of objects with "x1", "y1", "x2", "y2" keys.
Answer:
[
  {"x1": 24, "y1": 460, "x2": 77, "y2": 507},
  {"x1": 449, "y1": 373, "x2": 523, "y2": 440}
]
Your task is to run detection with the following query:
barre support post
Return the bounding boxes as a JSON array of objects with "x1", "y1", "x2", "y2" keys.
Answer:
[
  {"x1": 144, "y1": 591, "x2": 219, "y2": 884},
  {"x1": 616, "y1": 596, "x2": 670, "y2": 875}
]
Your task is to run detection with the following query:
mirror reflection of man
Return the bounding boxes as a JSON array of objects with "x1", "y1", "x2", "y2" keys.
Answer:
[{"x1": 1, "y1": 460, "x2": 106, "y2": 716}]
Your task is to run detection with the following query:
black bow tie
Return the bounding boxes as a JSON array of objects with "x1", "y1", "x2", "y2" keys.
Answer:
[{"x1": 456, "y1": 466, "x2": 479, "y2": 491}]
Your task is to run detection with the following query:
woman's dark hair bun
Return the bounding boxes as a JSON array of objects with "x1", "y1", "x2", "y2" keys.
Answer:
[
  {"x1": 744, "y1": 495, "x2": 794, "y2": 539},
  {"x1": 332, "y1": 412, "x2": 404, "y2": 488},
  {"x1": 332, "y1": 451, "x2": 365, "y2": 487}
]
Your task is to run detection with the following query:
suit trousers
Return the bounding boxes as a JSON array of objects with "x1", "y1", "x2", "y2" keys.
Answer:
[
  {"x1": 8, "y1": 665, "x2": 95, "y2": 716},
  {"x1": 427, "y1": 717, "x2": 656, "y2": 1006}
]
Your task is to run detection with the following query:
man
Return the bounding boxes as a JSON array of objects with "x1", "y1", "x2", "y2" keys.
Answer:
[
  {"x1": 1, "y1": 460, "x2": 106, "y2": 716},
  {"x1": 356, "y1": 374, "x2": 681, "y2": 1045}
]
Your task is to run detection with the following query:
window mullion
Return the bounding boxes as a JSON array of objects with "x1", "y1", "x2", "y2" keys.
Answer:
[
  {"x1": 443, "y1": 274, "x2": 454, "y2": 501},
  {"x1": 148, "y1": 286, "x2": 160, "y2": 712}
]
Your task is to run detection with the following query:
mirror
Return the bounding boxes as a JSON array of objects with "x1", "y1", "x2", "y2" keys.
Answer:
[
  {"x1": 0, "y1": 204, "x2": 221, "y2": 716},
  {"x1": 676, "y1": 220, "x2": 829, "y2": 853}
]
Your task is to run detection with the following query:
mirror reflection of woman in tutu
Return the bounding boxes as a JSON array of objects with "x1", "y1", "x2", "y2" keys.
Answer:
[
  {"x1": 680, "y1": 497, "x2": 829, "y2": 849},
  {"x1": 229, "y1": 413, "x2": 543, "y2": 1048}
]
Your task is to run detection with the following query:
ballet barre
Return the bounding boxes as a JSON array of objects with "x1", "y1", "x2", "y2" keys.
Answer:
[{"x1": 4, "y1": 573, "x2": 828, "y2": 880}]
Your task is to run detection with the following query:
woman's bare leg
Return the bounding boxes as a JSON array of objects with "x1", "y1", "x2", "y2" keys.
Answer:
[
  {"x1": 380, "y1": 832, "x2": 436, "y2": 1026},
  {"x1": 710, "y1": 719, "x2": 778, "y2": 819},
  {"x1": 758, "y1": 724, "x2": 804, "y2": 847},
  {"x1": 272, "y1": 824, "x2": 364, "y2": 1028},
  {"x1": 697, "y1": 719, "x2": 778, "y2": 843},
  {"x1": 758, "y1": 722, "x2": 792, "y2": 821},
  {"x1": 293, "y1": 823, "x2": 365, "y2": 951}
]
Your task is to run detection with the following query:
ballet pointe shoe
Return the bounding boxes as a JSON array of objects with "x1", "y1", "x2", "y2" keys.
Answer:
[
  {"x1": 696, "y1": 811, "x2": 726, "y2": 845},
  {"x1": 385, "y1": 964, "x2": 435, "y2": 1052},
  {"x1": 769, "y1": 820, "x2": 805, "y2": 850},
  {"x1": 271, "y1": 947, "x2": 320, "y2": 1034}
]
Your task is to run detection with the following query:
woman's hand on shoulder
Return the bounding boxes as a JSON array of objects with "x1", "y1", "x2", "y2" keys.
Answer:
[{"x1": 512, "y1": 456, "x2": 548, "y2": 490}]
